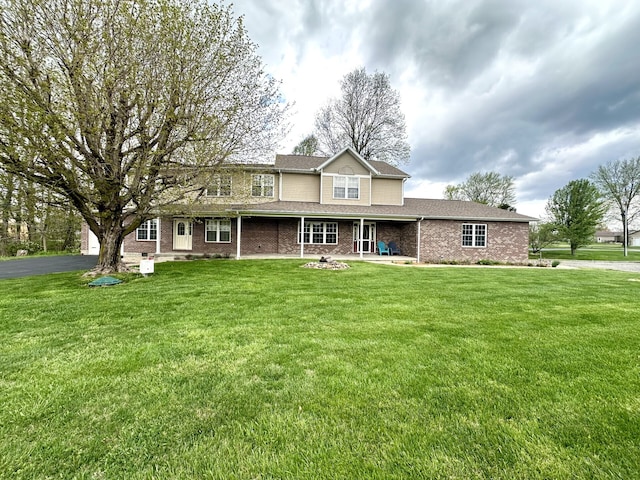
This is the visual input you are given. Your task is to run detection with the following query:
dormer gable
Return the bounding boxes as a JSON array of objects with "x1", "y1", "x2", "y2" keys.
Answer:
[
  {"x1": 315, "y1": 146, "x2": 380, "y2": 176},
  {"x1": 273, "y1": 148, "x2": 409, "y2": 206}
]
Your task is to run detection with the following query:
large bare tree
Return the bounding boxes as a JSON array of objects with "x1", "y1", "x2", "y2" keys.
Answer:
[
  {"x1": 0, "y1": 0, "x2": 287, "y2": 272},
  {"x1": 444, "y1": 171, "x2": 516, "y2": 209},
  {"x1": 591, "y1": 157, "x2": 640, "y2": 256},
  {"x1": 314, "y1": 67, "x2": 410, "y2": 166}
]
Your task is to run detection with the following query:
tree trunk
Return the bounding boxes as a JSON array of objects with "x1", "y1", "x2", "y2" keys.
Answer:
[
  {"x1": 94, "y1": 223, "x2": 130, "y2": 274},
  {"x1": 0, "y1": 172, "x2": 13, "y2": 256},
  {"x1": 622, "y1": 210, "x2": 628, "y2": 257}
]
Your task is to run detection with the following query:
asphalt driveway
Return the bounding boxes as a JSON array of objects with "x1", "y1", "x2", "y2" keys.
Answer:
[{"x1": 0, "y1": 255, "x2": 98, "y2": 280}]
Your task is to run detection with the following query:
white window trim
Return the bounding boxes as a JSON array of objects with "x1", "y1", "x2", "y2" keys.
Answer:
[
  {"x1": 205, "y1": 219, "x2": 232, "y2": 243},
  {"x1": 332, "y1": 175, "x2": 360, "y2": 200},
  {"x1": 205, "y1": 175, "x2": 232, "y2": 197},
  {"x1": 462, "y1": 223, "x2": 487, "y2": 248},
  {"x1": 298, "y1": 221, "x2": 338, "y2": 244},
  {"x1": 136, "y1": 219, "x2": 158, "y2": 241},
  {"x1": 252, "y1": 174, "x2": 275, "y2": 197}
]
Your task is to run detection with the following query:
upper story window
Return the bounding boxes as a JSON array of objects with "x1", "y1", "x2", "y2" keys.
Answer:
[
  {"x1": 462, "y1": 224, "x2": 486, "y2": 247},
  {"x1": 205, "y1": 219, "x2": 231, "y2": 243},
  {"x1": 333, "y1": 175, "x2": 359, "y2": 199},
  {"x1": 136, "y1": 219, "x2": 157, "y2": 241},
  {"x1": 206, "y1": 175, "x2": 232, "y2": 197},
  {"x1": 252, "y1": 174, "x2": 274, "y2": 197}
]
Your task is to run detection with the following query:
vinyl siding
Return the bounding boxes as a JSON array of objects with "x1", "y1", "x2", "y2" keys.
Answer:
[
  {"x1": 371, "y1": 178, "x2": 404, "y2": 206},
  {"x1": 280, "y1": 173, "x2": 320, "y2": 202},
  {"x1": 322, "y1": 152, "x2": 371, "y2": 175}
]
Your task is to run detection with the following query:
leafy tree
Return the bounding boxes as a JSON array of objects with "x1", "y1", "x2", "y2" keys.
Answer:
[
  {"x1": 529, "y1": 222, "x2": 559, "y2": 254},
  {"x1": 292, "y1": 134, "x2": 320, "y2": 156},
  {"x1": 546, "y1": 179, "x2": 605, "y2": 256},
  {"x1": 1, "y1": 164, "x2": 81, "y2": 255},
  {"x1": 0, "y1": 0, "x2": 286, "y2": 272},
  {"x1": 444, "y1": 172, "x2": 516, "y2": 209},
  {"x1": 591, "y1": 156, "x2": 640, "y2": 256},
  {"x1": 314, "y1": 67, "x2": 410, "y2": 166}
]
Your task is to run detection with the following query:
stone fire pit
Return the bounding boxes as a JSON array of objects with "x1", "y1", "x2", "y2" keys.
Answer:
[{"x1": 302, "y1": 256, "x2": 350, "y2": 270}]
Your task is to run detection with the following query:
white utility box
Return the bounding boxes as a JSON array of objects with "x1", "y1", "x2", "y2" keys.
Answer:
[{"x1": 139, "y1": 258, "x2": 155, "y2": 275}]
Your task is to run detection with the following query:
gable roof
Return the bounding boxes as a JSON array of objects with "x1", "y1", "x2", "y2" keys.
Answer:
[
  {"x1": 315, "y1": 146, "x2": 380, "y2": 175},
  {"x1": 274, "y1": 152, "x2": 409, "y2": 178}
]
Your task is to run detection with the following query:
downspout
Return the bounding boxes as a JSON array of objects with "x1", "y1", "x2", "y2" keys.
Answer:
[
  {"x1": 417, "y1": 217, "x2": 424, "y2": 263},
  {"x1": 300, "y1": 216, "x2": 305, "y2": 258},
  {"x1": 236, "y1": 214, "x2": 242, "y2": 259}
]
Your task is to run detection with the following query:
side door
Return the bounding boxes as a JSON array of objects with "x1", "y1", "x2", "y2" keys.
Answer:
[{"x1": 173, "y1": 219, "x2": 193, "y2": 250}]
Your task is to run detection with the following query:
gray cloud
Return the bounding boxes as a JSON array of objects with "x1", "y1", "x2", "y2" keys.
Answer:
[{"x1": 234, "y1": 0, "x2": 640, "y2": 211}]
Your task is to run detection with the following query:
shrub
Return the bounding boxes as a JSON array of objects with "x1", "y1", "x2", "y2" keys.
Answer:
[
  {"x1": 7, "y1": 240, "x2": 43, "y2": 256},
  {"x1": 552, "y1": 260, "x2": 561, "y2": 268},
  {"x1": 477, "y1": 259, "x2": 501, "y2": 266}
]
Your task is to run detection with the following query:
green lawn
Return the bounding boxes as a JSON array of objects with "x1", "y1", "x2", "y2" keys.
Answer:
[{"x1": 1, "y1": 260, "x2": 639, "y2": 479}]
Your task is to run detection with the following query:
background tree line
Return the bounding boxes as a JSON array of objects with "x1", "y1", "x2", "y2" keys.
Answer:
[
  {"x1": 439, "y1": 158, "x2": 640, "y2": 258},
  {"x1": 0, "y1": 167, "x2": 80, "y2": 256},
  {"x1": 533, "y1": 156, "x2": 640, "y2": 256}
]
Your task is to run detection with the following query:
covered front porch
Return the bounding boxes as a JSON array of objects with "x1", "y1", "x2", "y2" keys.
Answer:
[{"x1": 121, "y1": 213, "x2": 420, "y2": 261}]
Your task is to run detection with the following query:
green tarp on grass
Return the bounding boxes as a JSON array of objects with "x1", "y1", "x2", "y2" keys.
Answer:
[{"x1": 87, "y1": 276, "x2": 123, "y2": 287}]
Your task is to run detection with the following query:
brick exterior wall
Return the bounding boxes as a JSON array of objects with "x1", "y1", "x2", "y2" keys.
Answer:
[
  {"x1": 80, "y1": 223, "x2": 89, "y2": 253},
  {"x1": 419, "y1": 219, "x2": 529, "y2": 263},
  {"x1": 376, "y1": 222, "x2": 415, "y2": 256},
  {"x1": 240, "y1": 218, "x2": 280, "y2": 255},
  {"x1": 119, "y1": 216, "x2": 530, "y2": 263},
  {"x1": 123, "y1": 217, "x2": 237, "y2": 257}
]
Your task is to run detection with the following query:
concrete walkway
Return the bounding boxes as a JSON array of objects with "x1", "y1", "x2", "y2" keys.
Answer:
[
  {"x1": 555, "y1": 260, "x2": 640, "y2": 273},
  {"x1": 0, "y1": 255, "x2": 98, "y2": 280}
]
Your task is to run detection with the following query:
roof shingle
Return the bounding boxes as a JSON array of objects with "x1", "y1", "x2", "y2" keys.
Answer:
[
  {"x1": 274, "y1": 154, "x2": 409, "y2": 177},
  {"x1": 225, "y1": 198, "x2": 536, "y2": 222}
]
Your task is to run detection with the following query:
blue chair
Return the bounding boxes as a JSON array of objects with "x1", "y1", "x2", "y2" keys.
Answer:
[
  {"x1": 388, "y1": 241, "x2": 402, "y2": 255},
  {"x1": 377, "y1": 240, "x2": 390, "y2": 255}
]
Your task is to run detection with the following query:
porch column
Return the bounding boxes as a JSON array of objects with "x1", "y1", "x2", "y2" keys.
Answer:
[
  {"x1": 416, "y1": 218, "x2": 422, "y2": 263},
  {"x1": 236, "y1": 215, "x2": 242, "y2": 259},
  {"x1": 360, "y1": 218, "x2": 364, "y2": 259},
  {"x1": 300, "y1": 216, "x2": 305, "y2": 258},
  {"x1": 155, "y1": 217, "x2": 161, "y2": 254}
]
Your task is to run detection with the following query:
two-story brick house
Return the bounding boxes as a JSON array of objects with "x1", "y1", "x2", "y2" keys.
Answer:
[{"x1": 81, "y1": 147, "x2": 536, "y2": 263}]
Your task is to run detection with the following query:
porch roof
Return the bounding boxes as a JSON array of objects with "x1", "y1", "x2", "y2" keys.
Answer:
[{"x1": 220, "y1": 198, "x2": 537, "y2": 222}]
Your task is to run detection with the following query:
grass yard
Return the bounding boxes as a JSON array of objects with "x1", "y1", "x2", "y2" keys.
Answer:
[{"x1": 1, "y1": 260, "x2": 639, "y2": 479}]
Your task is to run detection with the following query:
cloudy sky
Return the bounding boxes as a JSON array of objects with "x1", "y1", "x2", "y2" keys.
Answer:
[{"x1": 232, "y1": 0, "x2": 640, "y2": 219}]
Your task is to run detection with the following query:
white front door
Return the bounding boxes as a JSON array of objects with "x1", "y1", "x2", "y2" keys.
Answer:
[
  {"x1": 173, "y1": 219, "x2": 193, "y2": 250},
  {"x1": 353, "y1": 222, "x2": 376, "y2": 253}
]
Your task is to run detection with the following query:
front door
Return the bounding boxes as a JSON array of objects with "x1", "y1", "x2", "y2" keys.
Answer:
[
  {"x1": 173, "y1": 219, "x2": 193, "y2": 250},
  {"x1": 353, "y1": 222, "x2": 376, "y2": 253}
]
